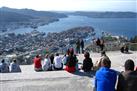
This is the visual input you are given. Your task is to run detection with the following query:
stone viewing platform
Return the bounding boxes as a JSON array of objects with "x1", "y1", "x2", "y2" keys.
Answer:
[{"x1": 0, "y1": 51, "x2": 137, "y2": 91}]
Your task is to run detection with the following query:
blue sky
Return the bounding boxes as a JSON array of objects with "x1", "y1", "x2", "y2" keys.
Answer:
[{"x1": 0, "y1": 0, "x2": 136, "y2": 12}]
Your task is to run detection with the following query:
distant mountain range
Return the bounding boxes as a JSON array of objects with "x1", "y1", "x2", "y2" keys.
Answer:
[
  {"x1": 0, "y1": 7, "x2": 136, "y2": 32},
  {"x1": 0, "y1": 7, "x2": 67, "y2": 23},
  {"x1": 0, "y1": 10, "x2": 34, "y2": 22},
  {"x1": 69, "y1": 11, "x2": 137, "y2": 18},
  {"x1": 0, "y1": 7, "x2": 67, "y2": 32}
]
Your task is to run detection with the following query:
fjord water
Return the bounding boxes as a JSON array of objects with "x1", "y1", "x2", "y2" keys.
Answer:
[{"x1": 12, "y1": 15, "x2": 137, "y2": 38}]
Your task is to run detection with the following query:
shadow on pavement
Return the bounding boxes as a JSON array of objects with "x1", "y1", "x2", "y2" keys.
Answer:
[{"x1": 73, "y1": 70, "x2": 96, "y2": 78}]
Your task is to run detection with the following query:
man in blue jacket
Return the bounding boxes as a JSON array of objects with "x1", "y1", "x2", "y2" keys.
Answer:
[{"x1": 95, "y1": 57, "x2": 117, "y2": 91}]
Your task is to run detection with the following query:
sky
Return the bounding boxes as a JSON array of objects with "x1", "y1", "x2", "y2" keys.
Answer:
[{"x1": 0, "y1": 0, "x2": 136, "y2": 12}]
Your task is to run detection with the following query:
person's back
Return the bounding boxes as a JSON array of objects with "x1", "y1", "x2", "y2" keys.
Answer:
[
  {"x1": 82, "y1": 52, "x2": 93, "y2": 72},
  {"x1": 0, "y1": 59, "x2": 9, "y2": 73},
  {"x1": 122, "y1": 71, "x2": 137, "y2": 91},
  {"x1": 33, "y1": 55, "x2": 42, "y2": 71},
  {"x1": 53, "y1": 53, "x2": 63, "y2": 70},
  {"x1": 96, "y1": 67, "x2": 117, "y2": 91},
  {"x1": 50, "y1": 54, "x2": 54, "y2": 64},
  {"x1": 62, "y1": 54, "x2": 67, "y2": 65},
  {"x1": 95, "y1": 57, "x2": 117, "y2": 91},
  {"x1": 83, "y1": 58, "x2": 93, "y2": 72},
  {"x1": 94, "y1": 51, "x2": 109, "y2": 71},
  {"x1": 10, "y1": 60, "x2": 21, "y2": 72},
  {"x1": 117, "y1": 59, "x2": 137, "y2": 91},
  {"x1": 43, "y1": 55, "x2": 52, "y2": 71},
  {"x1": 65, "y1": 48, "x2": 76, "y2": 73}
]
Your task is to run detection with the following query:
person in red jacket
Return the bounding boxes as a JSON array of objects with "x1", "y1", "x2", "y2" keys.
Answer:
[{"x1": 33, "y1": 55, "x2": 42, "y2": 71}]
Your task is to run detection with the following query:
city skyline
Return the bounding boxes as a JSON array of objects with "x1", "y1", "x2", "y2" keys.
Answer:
[{"x1": 0, "y1": 0, "x2": 136, "y2": 12}]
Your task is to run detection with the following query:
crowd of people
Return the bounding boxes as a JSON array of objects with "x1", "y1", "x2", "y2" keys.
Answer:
[
  {"x1": 33, "y1": 48, "x2": 93, "y2": 73},
  {"x1": 0, "y1": 41, "x2": 137, "y2": 91},
  {"x1": 32, "y1": 47, "x2": 137, "y2": 91}
]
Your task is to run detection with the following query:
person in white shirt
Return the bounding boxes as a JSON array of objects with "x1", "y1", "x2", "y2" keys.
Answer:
[
  {"x1": 53, "y1": 53, "x2": 63, "y2": 70},
  {"x1": 43, "y1": 54, "x2": 52, "y2": 71},
  {"x1": 10, "y1": 59, "x2": 21, "y2": 72}
]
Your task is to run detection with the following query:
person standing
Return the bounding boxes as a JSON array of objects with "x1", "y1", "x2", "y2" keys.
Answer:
[
  {"x1": 95, "y1": 57, "x2": 117, "y2": 91},
  {"x1": 117, "y1": 59, "x2": 137, "y2": 91},
  {"x1": 80, "y1": 39, "x2": 84, "y2": 53},
  {"x1": 33, "y1": 55, "x2": 42, "y2": 71},
  {"x1": 76, "y1": 39, "x2": 80, "y2": 54}
]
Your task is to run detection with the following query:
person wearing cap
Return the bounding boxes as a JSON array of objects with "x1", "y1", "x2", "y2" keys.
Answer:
[
  {"x1": 117, "y1": 59, "x2": 137, "y2": 91},
  {"x1": 95, "y1": 56, "x2": 117, "y2": 91}
]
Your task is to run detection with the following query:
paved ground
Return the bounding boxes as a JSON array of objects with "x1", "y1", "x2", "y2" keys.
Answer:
[{"x1": 0, "y1": 51, "x2": 137, "y2": 91}]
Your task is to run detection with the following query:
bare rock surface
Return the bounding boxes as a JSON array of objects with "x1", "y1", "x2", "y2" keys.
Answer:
[{"x1": 1, "y1": 51, "x2": 137, "y2": 91}]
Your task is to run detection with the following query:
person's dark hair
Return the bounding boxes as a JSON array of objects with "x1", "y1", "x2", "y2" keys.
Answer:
[
  {"x1": 56, "y1": 53, "x2": 59, "y2": 56},
  {"x1": 13, "y1": 59, "x2": 16, "y2": 63},
  {"x1": 124, "y1": 59, "x2": 135, "y2": 71},
  {"x1": 101, "y1": 57, "x2": 111, "y2": 68},
  {"x1": 1, "y1": 59, "x2": 5, "y2": 63},
  {"x1": 84, "y1": 52, "x2": 90, "y2": 58},
  {"x1": 36, "y1": 55, "x2": 39, "y2": 58},
  {"x1": 67, "y1": 49, "x2": 70, "y2": 55}
]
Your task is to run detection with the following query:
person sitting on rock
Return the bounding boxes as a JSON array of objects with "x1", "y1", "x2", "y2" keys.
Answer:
[
  {"x1": 33, "y1": 55, "x2": 42, "y2": 71},
  {"x1": 81, "y1": 52, "x2": 93, "y2": 72},
  {"x1": 124, "y1": 45, "x2": 129, "y2": 53},
  {"x1": 120, "y1": 45, "x2": 129, "y2": 53},
  {"x1": 117, "y1": 59, "x2": 137, "y2": 91},
  {"x1": 62, "y1": 49, "x2": 70, "y2": 65},
  {"x1": 94, "y1": 51, "x2": 109, "y2": 71},
  {"x1": 0, "y1": 59, "x2": 9, "y2": 73},
  {"x1": 10, "y1": 59, "x2": 21, "y2": 72},
  {"x1": 49, "y1": 53, "x2": 54, "y2": 65},
  {"x1": 53, "y1": 53, "x2": 63, "y2": 70},
  {"x1": 95, "y1": 56, "x2": 117, "y2": 91},
  {"x1": 43, "y1": 54, "x2": 52, "y2": 71},
  {"x1": 65, "y1": 48, "x2": 77, "y2": 73}
]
